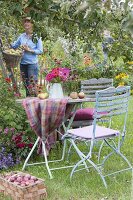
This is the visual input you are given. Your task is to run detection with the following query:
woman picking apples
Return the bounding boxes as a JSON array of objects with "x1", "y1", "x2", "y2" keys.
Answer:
[{"x1": 11, "y1": 17, "x2": 43, "y2": 96}]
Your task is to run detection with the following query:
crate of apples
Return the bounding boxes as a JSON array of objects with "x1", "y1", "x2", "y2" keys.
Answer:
[{"x1": 0, "y1": 171, "x2": 47, "y2": 200}]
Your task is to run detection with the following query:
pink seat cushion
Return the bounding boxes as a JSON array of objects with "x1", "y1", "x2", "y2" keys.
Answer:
[
  {"x1": 68, "y1": 125, "x2": 120, "y2": 139},
  {"x1": 71, "y1": 108, "x2": 95, "y2": 121}
]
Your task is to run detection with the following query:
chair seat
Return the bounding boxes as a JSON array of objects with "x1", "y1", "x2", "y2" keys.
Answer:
[
  {"x1": 67, "y1": 125, "x2": 120, "y2": 139},
  {"x1": 71, "y1": 108, "x2": 95, "y2": 121}
]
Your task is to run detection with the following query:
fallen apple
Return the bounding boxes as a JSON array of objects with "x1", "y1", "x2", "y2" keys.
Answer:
[
  {"x1": 70, "y1": 92, "x2": 78, "y2": 99},
  {"x1": 78, "y1": 92, "x2": 85, "y2": 99}
]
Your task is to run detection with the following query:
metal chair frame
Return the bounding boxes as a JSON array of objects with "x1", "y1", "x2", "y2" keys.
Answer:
[
  {"x1": 67, "y1": 78, "x2": 113, "y2": 159},
  {"x1": 62, "y1": 86, "x2": 132, "y2": 187}
]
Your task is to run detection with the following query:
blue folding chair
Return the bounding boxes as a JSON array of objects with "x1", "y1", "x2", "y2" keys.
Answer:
[{"x1": 62, "y1": 86, "x2": 132, "y2": 187}]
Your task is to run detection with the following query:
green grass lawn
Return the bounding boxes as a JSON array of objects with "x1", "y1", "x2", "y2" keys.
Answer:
[{"x1": 0, "y1": 97, "x2": 133, "y2": 200}]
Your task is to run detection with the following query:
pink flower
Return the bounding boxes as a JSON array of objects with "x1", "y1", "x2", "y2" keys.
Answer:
[
  {"x1": 46, "y1": 67, "x2": 70, "y2": 83},
  {"x1": 61, "y1": 75, "x2": 68, "y2": 81},
  {"x1": 46, "y1": 73, "x2": 55, "y2": 81},
  {"x1": 27, "y1": 84, "x2": 33, "y2": 89},
  {"x1": 14, "y1": 93, "x2": 21, "y2": 97},
  {"x1": 4, "y1": 128, "x2": 9, "y2": 134},
  {"x1": 59, "y1": 68, "x2": 70, "y2": 80},
  {"x1": 62, "y1": 68, "x2": 70, "y2": 76},
  {"x1": 10, "y1": 128, "x2": 15, "y2": 132}
]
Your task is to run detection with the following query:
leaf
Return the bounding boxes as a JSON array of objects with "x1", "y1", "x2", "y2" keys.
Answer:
[
  {"x1": 15, "y1": 125, "x2": 23, "y2": 130},
  {"x1": 60, "y1": 1, "x2": 72, "y2": 14},
  {"x1": 4, "y1": 115, "x2": 10, "y2": 120},
  {"x1": 74, "y1": 1, "x2": 89, "y2": 15},
  {"x1": 123, "y1": 0, "x2": 130, "y2": 11},
  {"x1": 10, "y1": 122, "x2": 16, "y2": 127}
]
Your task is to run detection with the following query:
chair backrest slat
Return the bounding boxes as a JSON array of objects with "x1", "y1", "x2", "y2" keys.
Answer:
[
  {"x1": 97, "y1": 104, "x2": 128, "y2": 114},
  {"x1": 96, "y1": 109, "x2": 128, "y2": 119},
  {"x1": 97, "y1": 98, "x2": 129, "y2": 108},
  {"x1": 81, "y1": 78, "x2": 113, "y2": 98},
  {"x1": 95, "y1": 86, "x2": 130, "y2": 119},
  {"x1": 81, "y1": 78, "x2": 113, "y2": 85},
  {"x1": 98, "y1": 91, "x2": 129, "y2": 102},
  {"x1": 81, "y1": 84, "x2": 113, "y2": 90}
]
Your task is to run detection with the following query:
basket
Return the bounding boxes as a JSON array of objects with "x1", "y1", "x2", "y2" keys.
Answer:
[
  {"x1": 2, "y1": 51, "x2": 22, "y2": 68},
  {"x1": 0, "y1": 171, "x2": 47, "y2": 200}
]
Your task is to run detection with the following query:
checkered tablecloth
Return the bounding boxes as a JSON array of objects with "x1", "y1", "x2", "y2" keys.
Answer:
[{"x1": 22, "y1": 98, "x2": 73, "y2": 153}]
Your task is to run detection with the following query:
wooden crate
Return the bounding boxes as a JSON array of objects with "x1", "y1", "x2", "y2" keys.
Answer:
[{"x1": 0, "y1": 171, "x2": 47, "y2": 200}]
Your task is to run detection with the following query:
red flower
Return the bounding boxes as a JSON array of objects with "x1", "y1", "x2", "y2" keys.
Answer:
[
  {"x1": 16, "y1": 142, "x2": 26, "y2": 148},
  {"x1": 13, "y1": 84, "x2": 17, "y2": 89},
  {"x1": 27, "y1": 143, "x2": 33, "y2": 148},
  {"x1": 51, "y1": 67, "x2": 59, "y2": 76},
  {"x1": 12, "y1": 135, "x2": 22, "y2": 144},
  {"x1": 5, "y1": 77, "x2": 11, "y2": 83}
]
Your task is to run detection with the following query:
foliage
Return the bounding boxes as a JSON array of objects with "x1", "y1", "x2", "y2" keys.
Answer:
[
  {"x1": 0, "y1": 69, "x2": 37, "y2": 170},
  {"x1": 0, "y1": 0, "x2": 132, "y2": 62},
  {"x1": 0, "y1": 0, "x2": 132, "y2": 81},
  {"x1": 0, "y1": 127, "x2": 35, "y2": 170},
  {"x1": 0, "y1": 70, "x2": 35, "y2": 133}
]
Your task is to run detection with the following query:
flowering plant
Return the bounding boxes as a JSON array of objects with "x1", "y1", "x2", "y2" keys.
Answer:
[
  {"x1": 24, "y1": 75, "x2": 44, "y2": 96},
  {"x1": 0, "y1": 127, "x2": 35, "y2": 170},
  {"x1": 45, "y1": 67, "x2": 70, "y2": 83},
  {"x1": 115, "y1": 72, "x2": 129, "y2": 86},
  {"x1": 0, "y1": 147, "x2": 17, "y2": 170}
]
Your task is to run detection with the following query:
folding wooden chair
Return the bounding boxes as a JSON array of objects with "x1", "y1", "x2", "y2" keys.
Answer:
[{"x1": 62, "y1": 86, "x2": 132, "y2": 187}]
